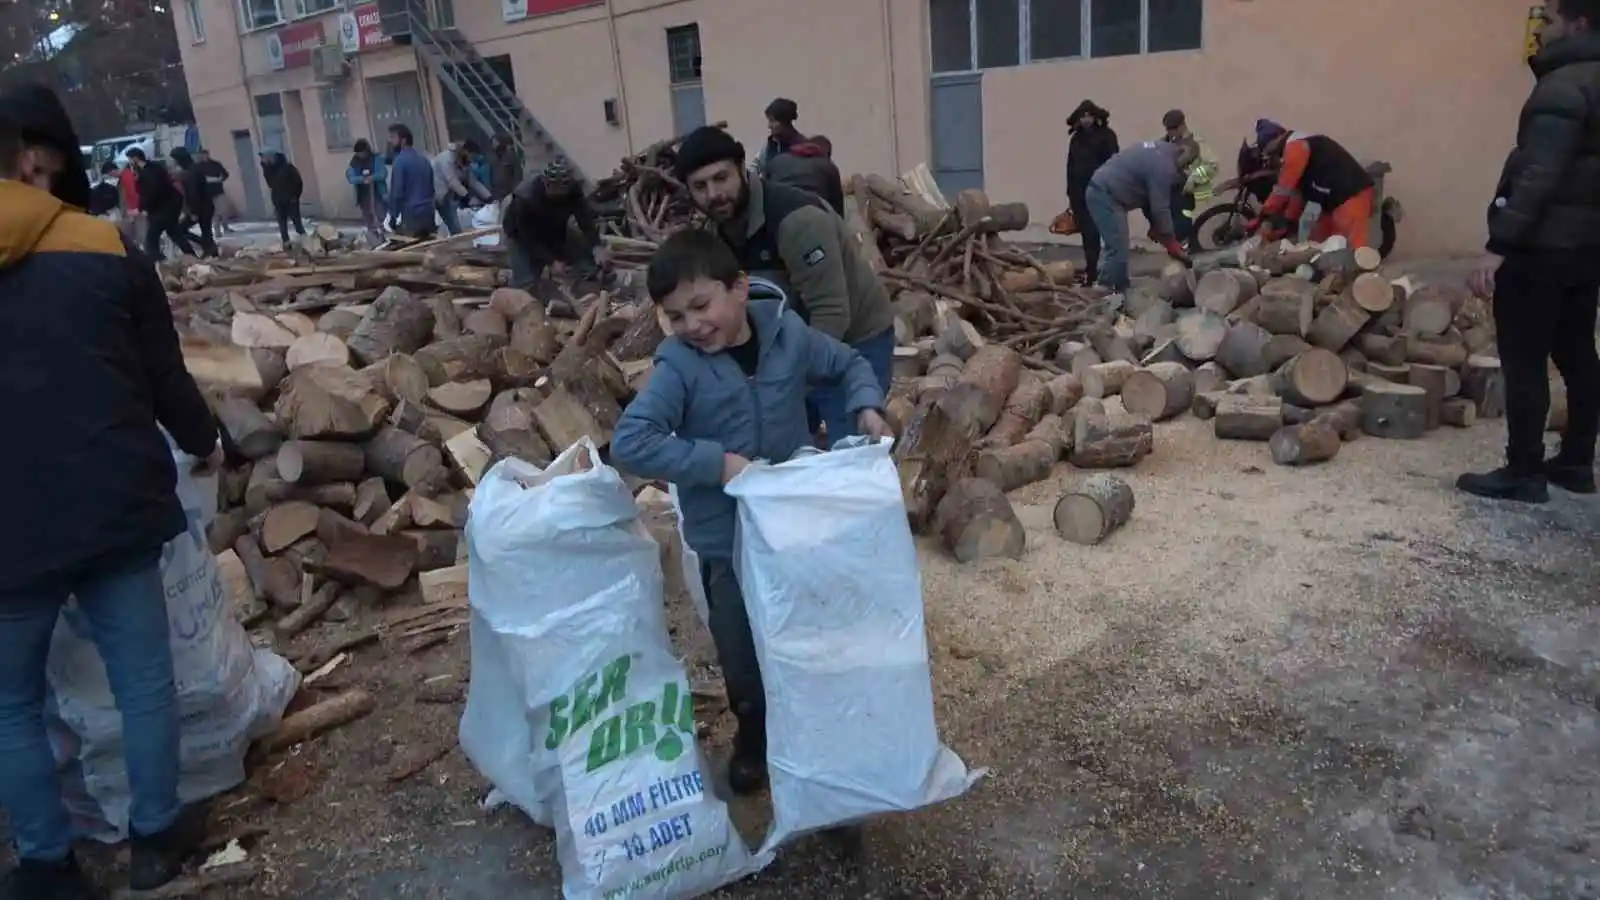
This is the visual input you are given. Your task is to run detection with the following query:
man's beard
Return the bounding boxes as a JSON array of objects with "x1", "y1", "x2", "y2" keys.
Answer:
[{"x1": 704, "y1": 174, "x2": 750, "y2": 223}]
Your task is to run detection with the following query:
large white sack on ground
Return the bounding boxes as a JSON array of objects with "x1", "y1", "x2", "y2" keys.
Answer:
[
  {"x1": 725, "y1": 438, "x2": 985, "y2": 852},
  {"x1": 46, "y1": 435, "x2": 300, "y2": 841},
  {"x1": 461, "y1": 440, "x2": 768, "y2": 898}
]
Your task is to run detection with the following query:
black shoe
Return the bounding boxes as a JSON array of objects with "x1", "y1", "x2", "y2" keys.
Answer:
[
  {"x1": 1545, "y1": 459, "x2": 1597, "y2": 494},
  {"x1": 128, "y1": 807, "x2": 208, "y2": 891},
  {"x1": 2, "y1": 855, "x2": 103, "y2": 900},
  {"x1": 1455, "y1": 466, "x2": 1550, "y2": 503}
]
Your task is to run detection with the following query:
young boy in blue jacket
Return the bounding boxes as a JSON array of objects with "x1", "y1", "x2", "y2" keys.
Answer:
[{"x1": 611, "y1": 228, "x2": 892, "y2": 796}]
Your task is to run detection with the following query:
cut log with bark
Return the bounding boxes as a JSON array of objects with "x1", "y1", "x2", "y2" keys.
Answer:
[
  {"x1": 1088, "y1": 329, "x2": 1138, "y2": 365},
  {"x1": 1263, "y1": 334, "x2": 1312, "y2": 371},
  {"x1": 481, "y1": 389, "x2": 554, "y2": 467},
  {"x1": 317, "y1": 307, "x2": 365, "y2": 339},
  {"x1": 1250, "y1": 279, "x2": 1316, "y2": 336},
  {"x1": 1133, "y1": 299, "x2": 1176, "y2": 344},
  {"x1": 981, "y1": 380, "x2": 1051, "y2": 448},
  {"x1": 404, "y1": 529, "x2": 460, "y2": 571},
  {"x1": 1070, "y1": 412, "x2": 1153, "y2": 468},
  {"x1": 1366, "y1": 362, "x2": 1411, "y2": 383},
  {"x1": 509, "y1": 300, "x2": 561, "y2": 364},
  {"x1": 1216, "y1": 321, "x2": 1274, "y2": 377},
  {"x1": 1174, "y1": 310, "x2": 1227, "y2": 362},
  {"x1": 1190, "y1": 390, "x2": 1225, "y2": 419},
  {"x1": 427, "y1": 379, "x2": 493, "y2": 417},
  {"x1": 1405, "y1": 335, "x2": 1468, "y2": 369},
  {"x1": 413, "y1": 334, "x2": 508, "y2": 385},
  {"x1": 1045, "y1": 373, "x2": 1083, "y2": 415},
  {"x1": 1276, "y1": 348, "x2": 1348, "y2": 407},
  {"x1": 1402, "y1": 284, "x2": 1463, "y2": 337},
  {"x1": 974, "y1": 414, "x2": 1066, "y2": 491},
  {"x1": 233, "y1": 533, "x2": 300, "y2": 610},
  {"x1": 1214, "y1": 395, "x2": 1284, "y2": 441},
  {"x1": 1406, "y1": 363, "x2": 1450, "y2": 431},
  {"x1": 1463, "y1": 356, "x2": 1505, "y2": 418},
  {"x1": 1354, "y1": 333, "x2": 1406, "y2": 367},
  {"x1": 320, "y1": 529, "x2": 418, "y2": 590},
  {"x1": 362, "y1": 426, "x2": 448, "y2": 492},
  {"x1": 1121, "y1": 362, "x2": 1196, "y2": 422},
  {"x1": 352, "y1": 477, "x2": 392, "y2": 526},
  {"x1": 183, "y1": 340, "x2": 265, "y2": 394},
  {"x1": 1306, "y1": 293, "x2": 1370, "y2": 351},
  {"x1": 1441, "y1": 397, "x2": 1477, "y2": 428},
  {"x1": 276, "y1": 581, "x2": 341, "y2": 638},
  {"x1": 258, "y1": 501, "x2": 322, "y2": 555},
  {"x1": 919, "y1": 353, "x2": 964, "y2": 398},
  {"x1": 1349, "y1": 273, "x2": 1394, "y2": 313},
  {"x1": 360, "y1": 354, "x2": 430, "y2": 405},
  {"x1": 1157, "y1": 262, "x2": 1195, "y2": 306},
  {"x1": 957, "y1": 345, "x2": 1023, "y2": 410},
  {"x1": 277, "y1": 440, "x2": 365, "y2": 485},
  {"x1": 274, "y1": 366, "x2": 390, "y2": 440},
  {"x1": 462, "y1": 308, "x2": 509, "y2": 338},
  {"x1": 934, "y1": 320, "x2": 985, "y2": 361},
  {"x1": 488, "y1": 287, "x2": 536, "y2": 321},
  {"x1": 1055, "y1": 341, "x2": 1101, "y2": 377},
  {"x1": 609, "y1": 307, "x2": 665, "y2": 362},
  {"x1": 231, "y1": 311, "x2": 299, "y2": 348},
  {"x1": 932, "y1": 477, "x2": 1027, "y2": 563},
  {"x1": 215, "y1": 394, "x2": 283, "y2": 460},
  {"x1": 893, "y1": 348, "x2": 927, "y2": 381},
  {"x1": 256, "y1": 690, "x2": 376, "y2": 754},
  {"x1": 285, "y1": 333, "x2": 350, "y2": 371},
  {"x1": 1082, "y1": 360, "x2": 1137, "y2": 399},
  {"x1": 843, "y1": 194, "x2": 886, "y2": 273},
  {"x1": 999, "y1": 260, "x2": 1075, "y2": 293},
  {"x1": 1268, "y1": 418, "x2": 1342, "y2": 466},
  {"x1": 1194, "y1": 269, "x2": 1248, "y2": 316},
  {"x1": 1317, "y1": 400, "x2": 1364, "y2": 441},
  {"x1": 894, "y1": 396, "x2": 976, "y2": 533},
  {"x1": 1359, "y1": 380, "x2": 1428, "y2": 439},
  {"x1": 345, "y1": 287, "x2": 436, "y2": 366},
  {"x1": 1052, "y1": 474, "x2": 1135, "y2": 545}
]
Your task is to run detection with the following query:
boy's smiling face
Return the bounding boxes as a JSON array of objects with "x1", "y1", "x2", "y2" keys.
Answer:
[{"x1": 659, "y1": 274, "x2": 750, "y2": 354}]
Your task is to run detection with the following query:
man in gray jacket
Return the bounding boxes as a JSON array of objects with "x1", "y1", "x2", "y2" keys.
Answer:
[
  {"x1": 431, "y1": 140, "x2": 490, "y2": 236},
  {"x1": 1085, "y1": 139, "x2": 1196, "y2": 290}
]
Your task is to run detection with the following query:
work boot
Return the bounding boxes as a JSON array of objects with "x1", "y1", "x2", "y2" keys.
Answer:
[
  {"x1": 1, "y1": 855, "x2": 104, "y2": 900},
  {"x1": 726, "y1": 711, "x2": 768, "y2": 797},
  {"x1": 127, "y1": 806, "x2": 208, "y2": 891},
  {"x1": 1545, "y1": 452, "x2": 1597, "y2": 494},
  {"x1": 1455, "y1": 466, "x2": 1550, "y2": 504}
]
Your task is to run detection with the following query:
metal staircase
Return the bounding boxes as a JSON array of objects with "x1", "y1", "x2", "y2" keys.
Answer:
[{"x1": 379, "y1": 0, "x2": 580, "y2": 179}]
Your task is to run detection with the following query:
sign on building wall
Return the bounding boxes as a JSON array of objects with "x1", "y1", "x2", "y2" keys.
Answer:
[
  {"x1": 1525, "y1": 6, "x2": 1542, "y2": 58},
  {"x1": 502, "y1": 0, "x2": 598, "y2": 24},
  {"x1": 268, "y1": 20, "x2": 326, "y2": 71},
  {"x1": 339, "y1": 3, "x2": 391, "y2": 53}
]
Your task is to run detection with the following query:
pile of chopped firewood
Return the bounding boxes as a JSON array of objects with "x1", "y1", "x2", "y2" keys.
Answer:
[{"x1": 591, "y1": 122, "x2": 728, "y2": 248}]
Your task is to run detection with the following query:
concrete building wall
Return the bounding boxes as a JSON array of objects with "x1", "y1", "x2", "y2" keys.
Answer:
[{"x1": 174, "y1": 0, "x2": 1534, "y2": 256}]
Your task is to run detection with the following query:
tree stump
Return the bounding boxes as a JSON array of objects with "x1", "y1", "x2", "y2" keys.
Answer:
[
  {"x1": 277, "y1": 440, "x2": 365, "y2": 485},
  {"x1": 975, "y1": 415, "x2": 1067, "y2": 492},
  {"x1": 1216, "y1": 321, "x2": 1274, "y2": 378},
  {"x1": 1462, "y1": 356, "x2": 1505, "y2": 418},
  {"x1": 1175, "y1": 310, "x2": 1228, "y2": 362},
  {"x1": 1360, "y1": 380, "x2": 1428, "y2": 439},
  {"x1": 1306, "y1": 294, "x2": 1370, "y2": 351},
  {"x1": 1070, "y1": 412, "x2": 1154, "y2": 468},
  {"x1": 1276, "y1": 348, "x2": 1348, "y2": 407},
  {"x1": 1213, "y1": 395, "x2": 1284, "y2": 441},
  {"x1": 1082, "y1": 360, "x2": 1138, "y2": 399},
  {"x1": 933, "y1": 477, "x2": 1026, "y2": 563},
  {"x1": 1121, "y1": 362, "x2": 1196, "y2": 422},
  {"x1": 1268, "y1": 419, "x2": 1342, "y2": 466},
  {"x1": 1052, "y1": 474, "x2": 1135, "y2": 545}
]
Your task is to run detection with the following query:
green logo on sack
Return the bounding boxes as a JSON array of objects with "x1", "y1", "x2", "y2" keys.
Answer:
[{"x1": 545, "y1": 654, "x2": 697, "y2": 773}]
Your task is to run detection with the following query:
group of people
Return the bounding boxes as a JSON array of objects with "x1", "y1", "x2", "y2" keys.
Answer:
[{"x1": 366, "y1": 126, "x2": 526, "y2": 241}]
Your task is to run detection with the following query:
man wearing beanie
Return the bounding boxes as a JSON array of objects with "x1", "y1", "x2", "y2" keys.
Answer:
[
  {"x1": 0, "y1": 83, "x2": 219, "y2": 897},
  {"x1": 1247, "y1": 118, "x2": 1375, "y2": 248},
  {"x1": 673, "y1": 125, "x2": 895, "y2": 445}
]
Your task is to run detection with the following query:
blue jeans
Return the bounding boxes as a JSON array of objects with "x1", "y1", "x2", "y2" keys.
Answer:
[
  {"x1": 437, "y1": 196, "x2": 462, "y2": 236},
  {"x1": 0, "y1": 554, "x2": 180, "y2": 861},
  {"x1": 1085, "y1": 182, "x2": 1130, "y2": 291},
  {"x1": 808, "y1": 326, "x2": 895, "y2": 447}
]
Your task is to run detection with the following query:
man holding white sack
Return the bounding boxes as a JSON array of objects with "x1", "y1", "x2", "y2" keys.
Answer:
[{"x1": 0, "y1": 83, "x2": 220, "y2": 897}]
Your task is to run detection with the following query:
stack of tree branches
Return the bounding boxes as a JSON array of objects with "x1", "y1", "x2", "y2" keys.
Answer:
[
  {"x1": 591, "y1": 122, "x2": 730, "y2": 250},
  {"x1": 1067, "y1": 235, "x2": 1509, "y2": 468}
]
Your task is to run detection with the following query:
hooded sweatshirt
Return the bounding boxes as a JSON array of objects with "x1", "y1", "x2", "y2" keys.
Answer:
[
  {"x1": 765, "y1": 140, "x2": 845, "y2": 215},
  {"x1": 0, "y1": 180, "x2": 218, "y2": 591},
  {"x1": 1089, "y1": 140, "x2": 1185, "y2": 238},
  {"x1": 259, "y1": 150, "x2": 303, "y2": 205},
  {"x1": 610, "y1": 298, "x2": 884, "y2": 560}
]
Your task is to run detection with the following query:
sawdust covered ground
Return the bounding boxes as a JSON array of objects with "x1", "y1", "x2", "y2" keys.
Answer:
[{"x1": 17, "y1": 415, "x2": 1600, "y2": 898}]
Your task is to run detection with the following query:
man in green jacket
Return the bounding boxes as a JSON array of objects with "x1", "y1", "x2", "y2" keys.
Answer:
[{"x1": 673, "y1": 126, "x2": 895, "y2": 445}]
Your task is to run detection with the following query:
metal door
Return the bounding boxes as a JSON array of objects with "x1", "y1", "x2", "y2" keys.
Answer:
[
  {"x1": 367, "y1": 74, "x2": 432, "y2": 152},
  {"x1": 930, "y1": 73, "x2": 983, "y2": 194},
  {"x1": 255, "y1": 93, "x2": 287, "y2": 160},
  {"x1": 231, "y1": 129, "x2": 267, "y2": 220},
  {"x1": 670, "y1": 84, "x2": 706, "y2": 135}
]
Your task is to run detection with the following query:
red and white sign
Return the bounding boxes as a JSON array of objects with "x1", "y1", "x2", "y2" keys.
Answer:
[
  {"x1": 339, "y1": 4, "x2": 391, "y2": 54},
  {"x1": 502, "y1": 0, "x2": 598, "y2": 24},
  {"x1": 270, "y1": 20, "x2": 325, "y2": 70}
]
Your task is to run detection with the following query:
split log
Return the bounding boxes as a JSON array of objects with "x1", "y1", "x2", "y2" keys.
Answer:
[
  {"x1": 843, "y1": 194, "x2": 886, "y2": 273},
  {"x1": 974, "y1": 415, "x2": 1067, "y2": 492},
  {"x1": 533, "y1": 385, "x2": 610, "y2": 451},
  {"x1": 1359, "y1": 380, "x2": 1428, "y2": 439},
  {"x1": 1463, "y1": 356, "x2": 1505, "y2": 418},
  {"x1": 256, "y1": 690, "x2": 376, "y2": 754},
  {"x1": 1268, "y1": 418, "x2": 1342, "y2": 466},
  {"x1": 352, "y1": 477, "x2": 392, "y2": 525},
  {"x1": 1140, "y1": 339, "x2": 1186, "y2": 367},
  {"x1": 1121, "y1": 362, "x2": 1196, "y2": 422},
  {"x1": 1052, "y1": 474, "x2": 1135, "y2": 545},
  {"x1": 1366, "y1": 362, "x2": 1412, "y2": 383},
  {"x1": 1405, "y1": 335, "x2": 1468, "y2": 369},
  {"x1": 1045, "y1": 373, "x2": 1084, "y2": 415},
  {"x1": 1214, "y1": 395, "x2": 1284, "y2": 441},
  {"x1": 274, "y1": 366, "x2": 389, "y2": 440},
  {"x1": 345, "y1": 287, "x2": 435, "y2": 366},
  {"x1": 233, "y1": 533, "x2": 300, "y2": 610},
  {"x1": 1082, "y1": 360, "x2": 1137, "y2": 400},
  {"x1": 404, "y1": 529, "x2": 460, "y2": 571},
  {"x1": 1306, "y1": 294, "x2": 1370, "y2": 351},
  {"x1": 1250, "y1": 279, "x2": 1316, "y2": 336},
  {"x1": 494, "y1": 347, "x2": 544, "y2": 389},
  {"x1": 462, "y1": 308, "x2": 508, "y2": 338},
  {"x1": 1276, "y1": 348, "x2": 1348, "y2": 407},
  {"x1": 1441, "y1": 397, "x2": 1477, "y2": 427},
  {"x1": 935, "y1": 320, "x2": 985, "y2": 361},
  {"x1": 258, "y1": 501, "x2": 321, "y2": 555},
  {"x1": 215, "y1": 394, "x2": 282, "y2": 460},
  {"x1": 1349, "y1": 273, "x2": 1394, "y2": 313},
  {"x1": 231, "y1": 311, "x2": 299, "y2": 348},
  {"x1": 285, "y1": 333, "x2": 350, "y2": 371},
  {"x1": 1406, "y1": 363, "x2": 1451, "y2": 431},
  {"x1": 1216, "y1": 321, "x2": 1274, "y2": 377},
  {"x1": 895, "y1": 395, "x2": 976, "y2": 532},
  {"x1": 183, "y1": 340, "x2": 265, "y2": 394},
  {"x1": 1070, "y1": 412, "x2": 1153, "y2": 468},
  {"x1": 610, "y1": 307, "x2": 664, "y2": 362},
  {"x1": 443, "y1": 428, "x2": 492, "y2": 484},
  {"x1": 277, "y1": 440, "x2": 365, "y2": 485},
  {"x1": 320, "y1": 529, "x2": 417, "y2": 590},
  {"x1": 932, "y1": 477, "x2": 1026, "y2": 563},
  {"x1": 1402, "y1": 284, "x2": 1463, "y2": 337},
  {"x1": 427, "y1": 379, "x2": 494, "y2": 417},
  {"x1": 509, "y1": 300, "x2": 561, "y2": 363},
  {"x1": 1354, "y1": 333, "x2": 1407, "y2": 367},
  {"x1": 1175, "y1": 310, "x2": 1228, "y2": 362},
  {"x1": 362, "y1": 426, "x2": 448, "y2": 492},
  {"x1": 360, "y1": 354, "x2": 430, "y2": 405},
  {"x1": 316, "y1": 307, "x2": 365, "y2": 338},
  {"x1": 412, "y1": 334, "x2": 508, "y2": 385},
  {"x1": 482, "y1": 389, "x2": 554, "y2": 466}
]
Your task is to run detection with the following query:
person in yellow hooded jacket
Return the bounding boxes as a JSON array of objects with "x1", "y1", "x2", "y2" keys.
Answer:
[{"x1": 1162, "y1": 109, "x2": 1216, "y2": 247}]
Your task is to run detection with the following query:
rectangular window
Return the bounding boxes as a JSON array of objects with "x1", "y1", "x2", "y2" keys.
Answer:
[
  {"x1": 1146, "y1": 0, "x2": 1202, "y2": 52},
  {"x1": 975, "y1": 0, "x2": 1019, "y2": 69},
  {"x1": 294, "y1": 0, "x2": 339, "y2": 17},
  {"x1": 1029, "y1": 0, "x2": 1081, "y2": 60},
  {"x1": 666, "y1": 24, "x2": 702, "y2": 84},
  {"x1": 184, "y1": 0, "x2": 205, "y2": 43},
  {"x1": 929, "y1": 0, "x2": 971, "y2": 72},
  {"x1": 240, "y1": 0, "x2": 281, "y2": 30},
  {"x1": 320, "y1": 85, "x2": 352, "y2": 150},
  {"x1": 1089, "y1": 0, "x2": 1140, "y2": 57}
]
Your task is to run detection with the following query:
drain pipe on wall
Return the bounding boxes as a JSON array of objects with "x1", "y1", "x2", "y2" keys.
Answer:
[
  {"x1": 604, "y1": 0, "x2": 635, "y2": 156},
  {"x1": 880, "y1": 0, "x2": 900, "y2": 172}
]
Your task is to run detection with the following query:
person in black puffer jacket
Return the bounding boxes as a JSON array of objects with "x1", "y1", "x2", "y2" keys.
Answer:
[
  {"x1": 1065, "y1": 99, "x2": 1118, "y2": 286},
  {"x1": 765, "y1": 134, "x2": 844, "y2": 215},
  {"x1": 1458, "y1": 0, "x2": 1600, "y2": 504}
]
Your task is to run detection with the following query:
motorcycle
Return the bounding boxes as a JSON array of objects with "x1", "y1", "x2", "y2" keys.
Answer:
[{"x1": 1189, "y1": 140, "x2": 1402, "y2": 257}]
